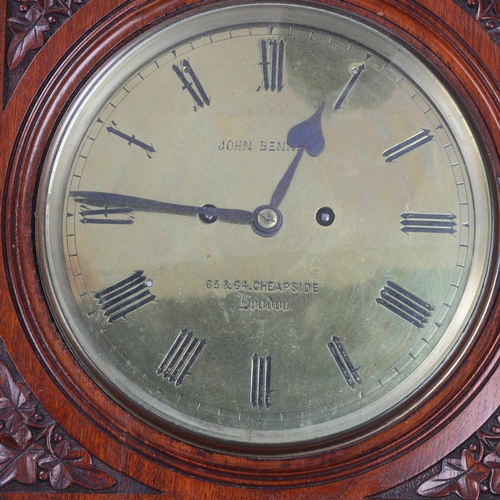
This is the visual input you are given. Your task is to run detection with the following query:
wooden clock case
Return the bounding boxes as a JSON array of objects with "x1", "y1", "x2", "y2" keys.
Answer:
[{"x1": 2, "y1": 0, "x2": 500, "y2": 497}]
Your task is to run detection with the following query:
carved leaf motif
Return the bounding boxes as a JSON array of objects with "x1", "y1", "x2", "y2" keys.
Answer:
[
  {"x1": 6, "y1": 6, "x2": 50, "y2": 69},
  {"x1": 0, "y1": 426, "x2": 44, "y2": 486},
  {"x1": 0, "y1": 350, "x2": 118, "y2": 492},
  {"x1": 36, "y1": 0, "x2": 54, "y2": 9},
  {"x1": 416, "y1": 449, "x2": 489, "y2": 500},
  {"x1": 483, "y1": 443, "x2": 500, "y2": 494},
  {"x1": 0, "y1": 425, "x2": 32, "y2": 452},
  {"x1": 38, "y1": 441, "x2": 115, "y2": 490},
  {"x1": 0, "y1": 445, "x2": 45, "y2": 486},
  {"x1": 477, "y1": 0, "x2": 500, "y2": 21},
  {"x1": 0, "y1": 362, "x2": 35, "y2": 433},
  {"x1": 0, "y1": 441, "x2": 18, "y2": 472}
]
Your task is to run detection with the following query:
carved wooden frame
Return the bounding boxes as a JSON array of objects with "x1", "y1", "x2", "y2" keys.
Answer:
[{"x1": 1, "y1": 0, "x2": 500, "y2": 497}]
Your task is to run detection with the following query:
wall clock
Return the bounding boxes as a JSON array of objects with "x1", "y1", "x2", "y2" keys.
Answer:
[{"x1": 2, "y1": 0, "x2": 500, "y2": 497}]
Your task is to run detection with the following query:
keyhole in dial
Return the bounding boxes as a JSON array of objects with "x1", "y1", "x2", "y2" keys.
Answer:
[{"x1": 316, "y1": 207, "x2": 335, "y2": 226}]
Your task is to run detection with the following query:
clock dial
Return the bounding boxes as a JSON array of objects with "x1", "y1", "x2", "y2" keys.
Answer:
[{"x1": 37, "y1": 3, "x2": 493, "y2": 450}]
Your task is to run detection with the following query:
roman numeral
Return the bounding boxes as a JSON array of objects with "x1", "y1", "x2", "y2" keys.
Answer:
[
  {"x1": 258, "y1": 38, "x2": 285, "y2": 92},
  {"x1": 327, "y1": 337, "x2": 361, "y2": 388},
  {"x1": 334, "y1": 64, "x2": 365, "y2": 110},
  {"x1": 78, "y1": 204, "x2": 134, "y2": 225},
  {"x1": 400, "y1": 212, "x2": 456, "y2": 234},
  {"x1": 250, "y1": 353, "x2": 272, "y2": 410},
  {"x1": 383, "y1": 129, "x2": 433, "y2": 162},
  {"x1": 95, "y1": 271, "x2": 155, "y2": 323},
  {"x1": 106, "y1": 121, "x2": 155, "y2": 158},
  {"x1": 376, "y1": 281, "x2": 433, "y2": 328},
  {"x1": 172, "y1": 60, "x2": 210, "y2": 110},
  {"x1": 156, "y1": 329, "x2": 206, "y2": 386}
]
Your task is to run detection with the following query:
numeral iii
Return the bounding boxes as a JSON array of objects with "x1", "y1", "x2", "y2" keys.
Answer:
[{"x1": 400, "y1": 212, "x2": 456, "y2": 234}]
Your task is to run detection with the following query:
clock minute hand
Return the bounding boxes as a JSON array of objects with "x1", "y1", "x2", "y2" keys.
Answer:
[
  {"x1": 69, "y1": 191, "x2": 256, "y2": 225},
  {"x1": 269, "y1": 101, "x2": 326, "y2": 208}
]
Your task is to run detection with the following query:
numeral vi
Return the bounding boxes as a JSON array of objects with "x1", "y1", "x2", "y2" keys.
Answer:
[{"x1": 251, "y1": 353, "x2": 272, "y2": 409}]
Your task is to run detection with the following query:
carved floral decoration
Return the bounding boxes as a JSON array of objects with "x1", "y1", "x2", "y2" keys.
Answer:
[
  {"x1": 416, "y1": 420, "x2": 500, "y2": 500},
  {"x1": 0, "y1": 360, "x2": 115, "y2": 491},
  {"x1": 460, "y1": 0, "x2": 500, "y2": 40},
  {"x1": 7, "y1": 0, "x2": 85, "y2": 70}
]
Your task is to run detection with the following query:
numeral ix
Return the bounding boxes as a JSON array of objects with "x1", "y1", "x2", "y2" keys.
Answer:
[
  {"x1": 78, "y1": 204, "x2": 134, "y2": 225},
  {"x1": 71, "y1": 191, "x2": 135, "y2": 225}
]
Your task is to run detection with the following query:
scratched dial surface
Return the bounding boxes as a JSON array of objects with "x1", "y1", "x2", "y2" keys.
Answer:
[{"x1": 38, "y1": 4, "x2": 493, "y2": 449}]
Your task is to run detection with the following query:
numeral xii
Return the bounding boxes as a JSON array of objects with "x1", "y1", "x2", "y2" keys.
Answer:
[{"x1": 258, "y1": 38, "x2": 284, "y2": 92}]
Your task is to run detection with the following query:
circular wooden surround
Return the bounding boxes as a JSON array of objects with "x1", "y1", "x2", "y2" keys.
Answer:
[{"x1": 3, "y1": 0, "x2": 500, "y2": 494}]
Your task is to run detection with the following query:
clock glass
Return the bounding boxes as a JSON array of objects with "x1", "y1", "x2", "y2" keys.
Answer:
[{"x1": 37, "y1": 3, "x2": 495, "y2": 450}]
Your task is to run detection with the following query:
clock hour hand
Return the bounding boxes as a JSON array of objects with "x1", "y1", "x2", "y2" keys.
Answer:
[
  {"x1": 69, "y1": 191, "x2": 257, "y2": 225},
  {"x1": 269, "y1": 101, "x2": 326, "y2": 208}
]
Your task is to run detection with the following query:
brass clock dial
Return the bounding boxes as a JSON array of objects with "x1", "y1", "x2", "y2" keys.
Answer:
[{"x1": 37, "y1": 3, "x2": 494, "y2": 451}]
